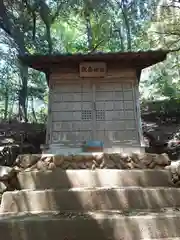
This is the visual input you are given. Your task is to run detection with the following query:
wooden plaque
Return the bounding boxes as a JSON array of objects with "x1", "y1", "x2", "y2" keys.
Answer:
[{"x1": 79, "y1": 62, "x2": 106, "y2": 78}]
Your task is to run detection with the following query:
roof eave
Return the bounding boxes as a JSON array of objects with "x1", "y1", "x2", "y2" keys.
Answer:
[{"x1": 18, "y1": 50, "x2": 168, "y2": 73}]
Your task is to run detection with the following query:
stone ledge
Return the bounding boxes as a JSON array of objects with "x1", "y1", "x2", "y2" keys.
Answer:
[
  {"x1": 1, "y1": 187, "x2": 180, "y2": 213},
  {"x1": 165, "y1": 160, "x2": 180, "y2": 186},
  {"x1": 17, "y1": 169, "x2": 173, "y2": 190},
  {"x1": 0, "y1": 212, "x2": 180, "y2": 239}
]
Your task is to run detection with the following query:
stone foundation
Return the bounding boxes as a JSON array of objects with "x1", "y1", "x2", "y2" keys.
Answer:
[
  {"x1": 1, "y1": 152, "x2": 180, "y2": 239},
  {"x1": 0, "y1": 152, "x2": 172, "y2": 201},
  {"x1": 14, "y1": 152, "x2": 171, "y2": 171}
]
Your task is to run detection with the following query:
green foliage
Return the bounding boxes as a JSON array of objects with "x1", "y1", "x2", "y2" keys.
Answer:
[
  {"x1": 141, "y1": 98, "x2": 180, "y2": 115},
  {"x1": 0, "y1": 0, "x2": 180, "y2": 122}
]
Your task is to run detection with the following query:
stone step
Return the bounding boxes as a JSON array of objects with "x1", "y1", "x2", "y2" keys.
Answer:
[
  {"x1": 17, "y1": 169, "x2": 173, "y2": 190},
  {"x1": 1, "y1": 211, "x2": 180, "y2": 239},
  {"x1": 1, "y1": 187, "x2": 180, "y2": 213}
]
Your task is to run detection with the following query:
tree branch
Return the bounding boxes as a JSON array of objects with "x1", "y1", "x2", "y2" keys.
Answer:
[
  {"x1": 169, "y1": 46, "x2": 180, "y2": 52},
  {"x1": 0, "y1": 0, "x2": 12, "y2": 35},
  {"x1": 89, "y1": 39, "x2": 105, "y2": 53},
  {"x1": 23, "y1": 0, "x2": 37, "y2": 40},
  {"x1": 166, "y1": 38, "x2": 180, "y2": 49},
  {"x1": 153, "y1": 31, "x2": 180, "y2": 36},
  {"x1": 51, "y1": 2, "x2": 63, "y2": 23}
]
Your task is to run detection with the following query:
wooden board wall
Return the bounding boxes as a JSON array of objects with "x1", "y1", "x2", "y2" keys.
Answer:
[{"x1": 49, "y1": 63, "x2": 138, "y2": 86}]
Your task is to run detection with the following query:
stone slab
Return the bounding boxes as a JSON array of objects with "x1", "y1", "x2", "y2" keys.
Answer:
[
  {"x1": 17, "y1": 169, "x2": 173, "y2": 190},
  {"x1": 0, "y1": 166, "x2": 15, "y2": 181},
  {"x1": 0, "y1": 182, "x2": 7, "y2": 193},
  {"x1": 0, "y1": 212, "x2": 180, "y2": 239},
  {"x1": 44, "y1": 144, "x2": 145, "y2": 155},
  {"x1": 1, "y1": 187, "x2": 180, "y2": 213}
]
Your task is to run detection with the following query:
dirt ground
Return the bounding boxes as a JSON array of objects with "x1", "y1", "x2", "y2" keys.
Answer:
[{"x1": 143, "y1": 122, "x2": 180, "y2": 142}]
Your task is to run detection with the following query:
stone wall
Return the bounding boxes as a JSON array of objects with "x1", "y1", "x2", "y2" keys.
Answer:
[{"x1": 14, "y1": 152, "x2": 171, "y2": 171}]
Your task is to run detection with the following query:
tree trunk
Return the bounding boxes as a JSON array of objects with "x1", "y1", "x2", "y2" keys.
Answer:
[
  {"x1": 45, "y1": 24, "x2": 53, "y2": 54},
  {"x1": 31, "y1": 96, "x2": 37, "y2": 122},
  {"x1": 8, "y1": 96, "x2": 15, "y2": 120},
  {"x1": 116, "y1": 27, "x2": 125, "y2": 51},
  {"x1": 19, "y1": 63, "x2": 28, "y2": 122},
  {"x1": 121, "y1": 4, "x2": 132, "y2": 51},
  {"x1": 85, "y1": 15, "x2": 93, "y2": 51},
  {"x1": 4, "y1": 86, "x2": 9, "y2": 120}
]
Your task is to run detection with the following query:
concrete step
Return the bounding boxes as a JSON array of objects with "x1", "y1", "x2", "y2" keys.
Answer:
[
  {"x1": 1, "y1": 211, "x2": 180, "y2": 239},
  {"x1": 17, "y1": 169, "x2": 173, "y2": 189},
  {"x1": 1, "y1": 187, "x2": 180, "y2": 213}
]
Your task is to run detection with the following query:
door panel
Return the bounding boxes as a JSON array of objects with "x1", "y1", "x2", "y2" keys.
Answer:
[
  {"x1": 95, "y1": 92, "x2": 113, "y2": 101},
  {"x1": 123, "y1": 90, "x2": 133, "y2": 100},
  {"x1": 96, "y1": 102, "x2": 114, "y2": 110},
  {"x1": 51, "y1": 81, "x2": 93, "y2": 144},
  {"x1": 51, "y1": 80, "x2": 139, "y2": 145},
  {"x1": 53, "y1": 121, "x2": 92, "y2": 131},
  {"x1": 52, "y1": 131, "x2": 92, "y2": 143},
  {"x1": 94, "y1": 81, "x2": 138, "y2": 145}
]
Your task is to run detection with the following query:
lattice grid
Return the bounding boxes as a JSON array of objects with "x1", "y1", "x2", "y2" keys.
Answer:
[
  {"x1": 96, "y1": 110, "x2": 105, "y2": 121},
  {"x1": 81, "y1": 110, "x2": 92, "y2": 121}
]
